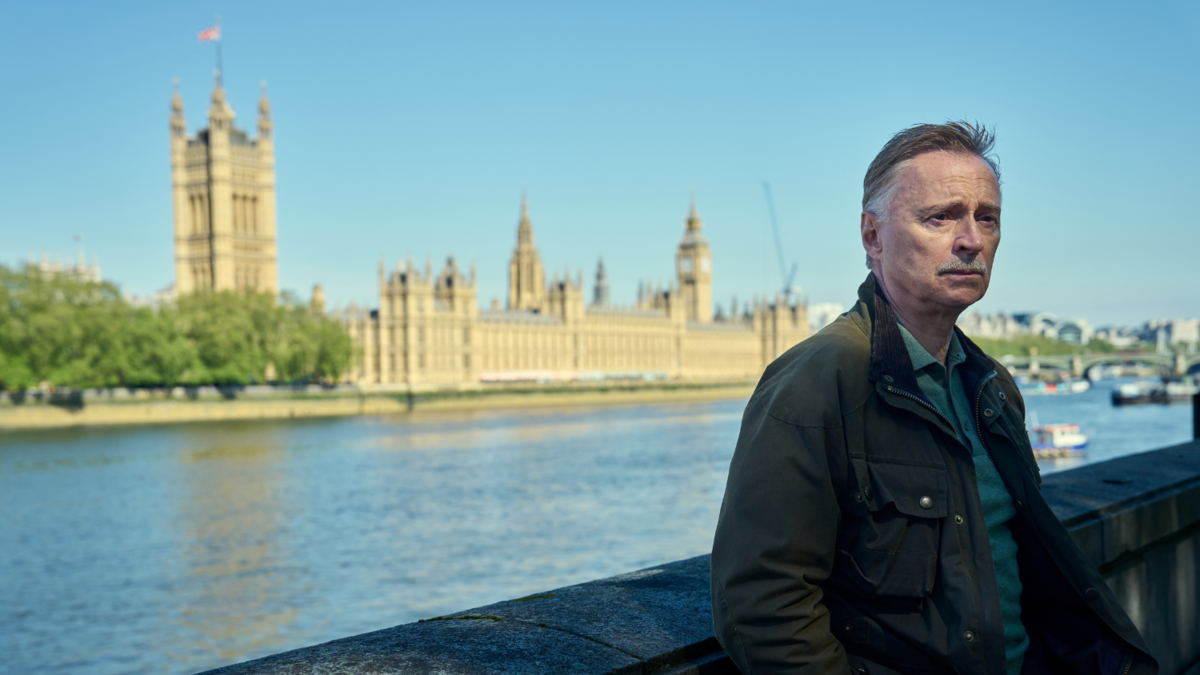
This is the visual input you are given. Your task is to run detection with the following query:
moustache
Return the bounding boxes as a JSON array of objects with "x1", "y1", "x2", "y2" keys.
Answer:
[{"x1": 937, "y1": 258, "x2": 989, "y2": 275}]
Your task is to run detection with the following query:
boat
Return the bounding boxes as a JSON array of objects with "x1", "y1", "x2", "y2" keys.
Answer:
[
  {"x1": 1028, "y1": 423, "x2": 1088, "y2": 459},
  {"x1": 1111, "y1": 378, "x2": 1198, "y2": 406},
  {"x1": 1021, "y1": 377, "x2": 1091, "y2": 396}
]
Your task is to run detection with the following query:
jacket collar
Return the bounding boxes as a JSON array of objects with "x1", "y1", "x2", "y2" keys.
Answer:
[{"x1": 857, "y1": 272, "x2": 995, "y2": 393}]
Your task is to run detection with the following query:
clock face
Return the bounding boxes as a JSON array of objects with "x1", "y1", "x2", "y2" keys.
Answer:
[
  {"x1": 700, "y1": 256, "x2": 710, "y2": 273},
  {"x1": 681, "y1": 256, "x2": 694, "y2": 273}
]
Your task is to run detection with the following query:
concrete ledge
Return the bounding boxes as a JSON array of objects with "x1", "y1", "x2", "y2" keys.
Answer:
[
  {"x1": 201, "y1": 556, "x2": 736, "y2": 675},
  {"x1": 197, "y1": 441, "x2": 1200, "y2": 675}
]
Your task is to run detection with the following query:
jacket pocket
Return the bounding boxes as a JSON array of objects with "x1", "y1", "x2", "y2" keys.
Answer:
[{"x1": 838, "y1": 459, "x2": 946, "y2": 598}]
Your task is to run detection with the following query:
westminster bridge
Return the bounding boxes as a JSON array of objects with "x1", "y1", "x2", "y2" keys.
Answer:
[{"x1": 999, "y1": 350, "x2": 1200, "y2": 378}]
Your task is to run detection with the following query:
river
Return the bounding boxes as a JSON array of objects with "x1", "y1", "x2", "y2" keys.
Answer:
[{"x1": 0, "y1": 380, "x2": 1192, "y2": 675}]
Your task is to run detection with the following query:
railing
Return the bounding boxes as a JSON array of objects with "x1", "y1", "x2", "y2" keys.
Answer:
[{"x1": 200, "y1": 438, "x2": 1200, "y2": 675}]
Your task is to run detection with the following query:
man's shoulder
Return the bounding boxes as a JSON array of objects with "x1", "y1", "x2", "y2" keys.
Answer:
[{"x1": 749, "y1": 314, "x2": 873, "y2": 428}]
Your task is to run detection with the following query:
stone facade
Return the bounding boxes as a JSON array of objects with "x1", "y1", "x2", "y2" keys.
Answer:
[
  {"x1": 170, "y1": 75, "x2": 278, "y2": 294},
  {"x1": 341, "y1": 199, "x2": 809, "y2": 388}
]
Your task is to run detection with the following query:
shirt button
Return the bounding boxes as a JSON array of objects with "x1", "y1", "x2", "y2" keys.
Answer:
[
  {"x1": 964, "y1": 630, "x2": 975, "y2": 642},
  {"x1": 919, "y1": 496, "x2": 933, "y2": 509},
  {"x1": 983, "y1": 408, "x2": 995, "y2": 418},
  {"x1": 854, "y1": 492, "x2": 864, "y2": 502},
  {"x1": 955, "y1": 514, "x2": 964, "y2": 524}
]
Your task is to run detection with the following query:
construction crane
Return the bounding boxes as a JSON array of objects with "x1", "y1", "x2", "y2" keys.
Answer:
[{"x1": 762, "y1": 181, "x2": 799, "y2": 303}]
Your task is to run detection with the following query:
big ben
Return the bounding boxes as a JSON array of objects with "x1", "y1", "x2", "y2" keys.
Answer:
[{"x1": 676, "y1": 200, "x2": 713, "y2": 322}]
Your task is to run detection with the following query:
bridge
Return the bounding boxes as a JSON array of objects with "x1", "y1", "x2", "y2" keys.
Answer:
[{"x1": 997, "y1": 351, "x2": 1200, "y2": 377}]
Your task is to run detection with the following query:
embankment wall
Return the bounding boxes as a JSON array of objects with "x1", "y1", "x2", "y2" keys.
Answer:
[
  {"x1": 0, "y1": 382, "x2": 756, "y2": 431},
  {"x1": 198, "y1": 440, "x2": 1200, "y2": 675}
]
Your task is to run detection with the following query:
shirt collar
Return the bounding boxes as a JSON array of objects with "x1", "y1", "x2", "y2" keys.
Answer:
[{"x1": 897, "y1": 323, "x2": 966, "y2": 380}]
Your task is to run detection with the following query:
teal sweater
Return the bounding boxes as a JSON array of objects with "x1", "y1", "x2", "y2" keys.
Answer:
[{"x1": 898, "y1": 325, "x2": 1028, "y2": 675}]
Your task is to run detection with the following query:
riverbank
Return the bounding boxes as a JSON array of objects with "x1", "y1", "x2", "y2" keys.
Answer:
[{"x1": 0, "y1": 381, "x2": 757, "y2": 431}]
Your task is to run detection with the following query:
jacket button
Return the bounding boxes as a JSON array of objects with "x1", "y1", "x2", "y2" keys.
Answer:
[
  {"x1": 955, "y1": 514, "x2": 964, "y2": 524},
  {"x1": 983, "y1": 408, "x2": 995, "y2": 418},
  {"x1": 998, "y1": 391, "x2": 1007, "y2": 401},
  {"x1": 857, "y1": 669, "x2": 867, "y2": 675},
  {"x1": 1085, "y1": 587, "x2": 1099, "y2": 601},
  {"x1": 1015, "y1": 500, "x2": 1023, "y2": 510},
  {"x1": 854, "y1": 492, "x2": 864, "y2": 502},
  {"x1": 964, "y1": 630, "x2": 975, "y2": 642},
  {"x1": 919, "y1": 496, "x2": 933, "y2": 509},
  {"x1": 863, "y1": 486, "x2": 873, "y2": 500},
  {"x1": 884, "y1": 374, "x2": 894, "y2": 383}
]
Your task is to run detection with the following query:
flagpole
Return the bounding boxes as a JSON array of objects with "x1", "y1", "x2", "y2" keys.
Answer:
[{"x1": 215, "y1": 15, "x2": 223, "y2": 85}]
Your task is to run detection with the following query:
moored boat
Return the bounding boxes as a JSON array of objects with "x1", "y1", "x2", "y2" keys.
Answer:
[
  {"x1": 1029, "y1": 423, "x2": 1087, "y2": 459},
  {"x1": 1111, "y1": 378, "x2": 1198, "y2": 406}
]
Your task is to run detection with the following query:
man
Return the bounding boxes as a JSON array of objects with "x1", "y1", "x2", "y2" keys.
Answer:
[{"x1": 710, "y1": 122, "x2": 1156, "y2": 675}]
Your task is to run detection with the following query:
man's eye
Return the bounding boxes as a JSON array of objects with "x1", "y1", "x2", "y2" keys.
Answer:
[{"x1": 931, "y1": 213, "x2": 949, "y2": 222}]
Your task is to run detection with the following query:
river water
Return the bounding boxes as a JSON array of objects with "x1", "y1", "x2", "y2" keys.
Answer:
[{"x1": 0, "y1": 380, "x2": 1192, "y2": 675}]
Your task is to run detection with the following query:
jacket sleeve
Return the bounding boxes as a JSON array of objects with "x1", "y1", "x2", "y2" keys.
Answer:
[{"x1": 711, "y1": 397, "x2": 850, "y2": 675}]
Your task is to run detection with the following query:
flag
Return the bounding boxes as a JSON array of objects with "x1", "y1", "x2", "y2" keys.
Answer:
[{"x1": 198, "y1": 26, "x2": 221, "y2": 42}]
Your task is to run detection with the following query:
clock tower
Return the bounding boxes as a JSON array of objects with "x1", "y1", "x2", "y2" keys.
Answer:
[{"x1": 676, "y1": 199, "x2": 712, "y2": 323}]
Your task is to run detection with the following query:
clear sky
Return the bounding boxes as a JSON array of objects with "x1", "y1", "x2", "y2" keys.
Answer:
[{"x1": 2, "y1": 1, "x2": 1197, "y2": 327}]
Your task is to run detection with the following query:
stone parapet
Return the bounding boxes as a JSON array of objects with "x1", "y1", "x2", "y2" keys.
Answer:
[{"x1": 198, "y1": 440, "x2": 1200, "y2": 675}]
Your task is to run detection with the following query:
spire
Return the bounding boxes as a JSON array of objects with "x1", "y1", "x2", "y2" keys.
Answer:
[
  {"x1": 208, "y1": 70, "x2": 234, "y2": 125},
  {"x1": 258, "y1": 81, "x2": 271, "y2": 117},
  {"x1": 517, "y1": 190, "x2": 534, "y2": 246},
  {"x1": 593, "y1": 258, "x2": 610, "y2": 307},
  {"x1": 686, "y1": 195, "x2": 702, "y2": 232},
  {"x1": 170, "y1": 79, "x2": 186, "y2": 139}
]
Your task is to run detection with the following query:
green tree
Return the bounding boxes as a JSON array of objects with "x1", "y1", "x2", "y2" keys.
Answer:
[{"x1": 0, "y1": 262, "x2": 355, "y2": 392}]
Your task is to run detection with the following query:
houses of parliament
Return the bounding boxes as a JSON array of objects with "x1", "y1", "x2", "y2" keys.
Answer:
[{"x1": 170, "y1": 76, "x2": 810, "y2": 387}]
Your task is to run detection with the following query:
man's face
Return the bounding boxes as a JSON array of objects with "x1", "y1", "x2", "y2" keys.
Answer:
[{"x1": 862, "y1": 151, "x2": 1001, "y2": 315}]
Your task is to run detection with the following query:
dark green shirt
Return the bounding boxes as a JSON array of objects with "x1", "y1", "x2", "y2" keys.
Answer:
[{"x1": 898, "y1": 325, "x2": 1028, "y2": 675}]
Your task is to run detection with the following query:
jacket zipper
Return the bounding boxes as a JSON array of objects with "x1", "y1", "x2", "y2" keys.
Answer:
[
  {"x1": 973, "y1": 371, "x2": 999, "y2": 464},
  {"x1": 1119, "y1": 651, "x2": 1134, "y2": 675},
  {"x1": 884, "y1": 385, "x2": 960, "y2": 442}
]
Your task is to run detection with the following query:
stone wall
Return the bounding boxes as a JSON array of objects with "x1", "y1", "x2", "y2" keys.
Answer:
[
  {"x1": 199, "y1": 440, "x2": 1200, "y2": 675},
  {"x1": 0, "y1": 382, "x2": 756, "y2": 431}
]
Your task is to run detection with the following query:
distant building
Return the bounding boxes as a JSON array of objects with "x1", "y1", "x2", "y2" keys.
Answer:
[
  {"x1": 958, "y1": 311, "x2": 1024, "y2": 339},
  {"x1": 808, "y1": 302, "x2": 846, "y2": 332},
  {"x1": 169, "y1": 74, "x2": 278, "y2": 294},
  {"x1": 27, "y1": 253, "x2": 100, "y2": 283},
  {"x1": 959, "y1": 311, "x2": 1092, "y2": 345},
  {"x1": 340, "y1": 198, "x2": 809, "y2": 387},
  {"x1": 592, "y1": 258, "x2": 610, "y2": 307},
  {"x1": 125, "y1": 284, "x2": 177, "y2": 309},
  {"x1": 1142, "y1": 319, "x2": 1200, "y2": 354},
  {"x1": 1094, "y1": 327, "x2": 1141, "y2": 349}
]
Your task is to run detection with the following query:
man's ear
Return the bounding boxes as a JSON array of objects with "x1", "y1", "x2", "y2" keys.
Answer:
[{"x1": 861, "y1": 211, "x2": 883, "y2": 266}]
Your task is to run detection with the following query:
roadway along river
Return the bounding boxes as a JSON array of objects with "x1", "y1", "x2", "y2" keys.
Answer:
[{"x1": 0, "y1": 381, "x2": 1191, "y2": 675}]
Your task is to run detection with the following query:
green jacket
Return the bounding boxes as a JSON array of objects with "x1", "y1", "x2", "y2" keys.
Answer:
[{"x1": 711, "y1": 274, "x2": 1156, "y2": 675}]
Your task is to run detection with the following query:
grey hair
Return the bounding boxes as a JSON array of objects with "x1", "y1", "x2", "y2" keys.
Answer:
[{"x1": 862, "y1": 121, "x2": 1001, "y2": 268}]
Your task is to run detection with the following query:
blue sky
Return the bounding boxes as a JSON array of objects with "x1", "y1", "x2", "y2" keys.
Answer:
[{"x1": 2, "y1": 1, "x2": 1197, "y2": 326}]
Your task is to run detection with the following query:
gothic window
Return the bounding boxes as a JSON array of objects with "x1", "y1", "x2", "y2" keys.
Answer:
[{"x1": 251, "y1": 197, "x2": 258, "y2": 234}]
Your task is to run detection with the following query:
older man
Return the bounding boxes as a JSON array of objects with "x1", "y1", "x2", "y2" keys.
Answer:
[{"x1": 711, "y1": 123, "x2": 1156, "y2": 675}]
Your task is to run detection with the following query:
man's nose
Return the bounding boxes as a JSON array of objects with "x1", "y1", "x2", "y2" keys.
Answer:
[{"x1": 954, "y1": 217, "x2": 985, "y2": 256}]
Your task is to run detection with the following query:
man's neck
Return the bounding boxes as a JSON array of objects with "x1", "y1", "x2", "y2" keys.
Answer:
[{"x1": 875, "y1": 272, "x2": 960, "y2": 365}]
